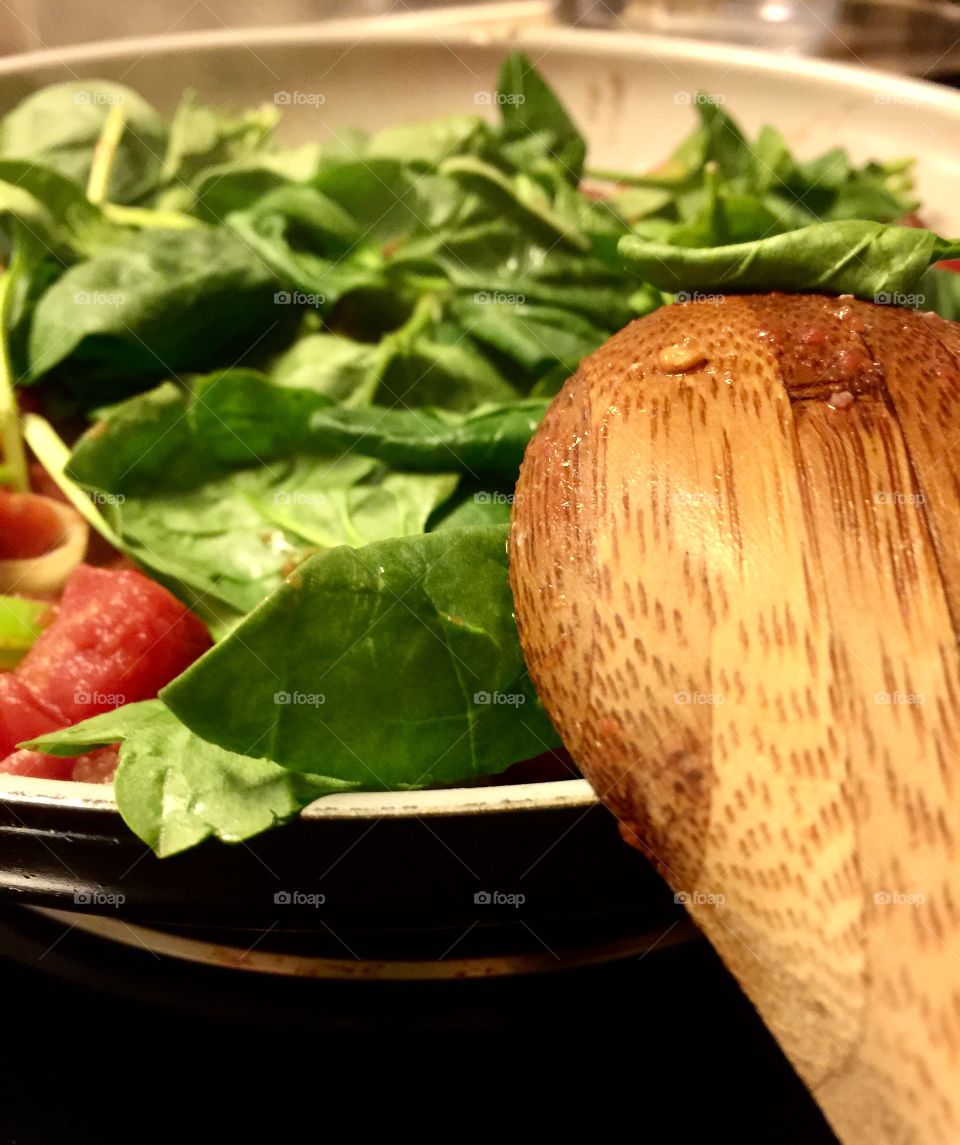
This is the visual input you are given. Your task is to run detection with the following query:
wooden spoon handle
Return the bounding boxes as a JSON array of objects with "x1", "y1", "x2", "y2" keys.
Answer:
[{"x1": 510, "y1": 294, "x2": 960, "y2": 1144}]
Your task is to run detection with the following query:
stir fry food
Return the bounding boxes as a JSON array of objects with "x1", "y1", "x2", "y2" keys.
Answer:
[{"x1": 1, "y1": 53, "x2": 956, "y2": 856}]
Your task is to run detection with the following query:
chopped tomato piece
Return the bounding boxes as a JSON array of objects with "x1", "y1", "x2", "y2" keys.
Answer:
[
  {"x1": 15, "y1": 564, "x2": 211, "y2": 724},
  {"x1": 71, "y1": 746, "x2": 120, "y2": 784},
  {"x1": 2, "y1": 745, "x2": 122, "y2": 783},
  {"x1": 0, "y1": 565, "x2": 211, "y2": 777},
  {"x1": 0, "y1": 490, "x2": 66, "y2": 559},
  {"x1": 0, "y1": 748, "x2": 74, "y2": 780},
  {"x1": 0, "y1": 674, "x2": 61, "y2": 758}
]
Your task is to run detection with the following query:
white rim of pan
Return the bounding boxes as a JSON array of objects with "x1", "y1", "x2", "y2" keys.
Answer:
[
  {"x1": 1, "y1": 7, "x2": 958, "y2": 817},
  {"x1": 0, "y1": 0, "x2": 956, "y2": 112},
  {"x1": 0, "y1": 772, "x2": 595, "y2": 817},
  {"x1": 31, "y1": 904, "x2": 697, "y2": 977}
]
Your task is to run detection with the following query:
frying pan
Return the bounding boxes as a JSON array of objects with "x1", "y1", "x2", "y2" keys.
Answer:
[{"x1": 3, "y1": 4, "x2": 960, "y2": 975}]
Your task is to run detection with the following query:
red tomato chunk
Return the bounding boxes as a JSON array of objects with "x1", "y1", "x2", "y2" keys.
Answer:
[
  {"x1": 0, "y1": 565, "x2": 211, "y2": 779},
  {"x1": 0, "y1": 490, "x2": 65, "y2": 559}
]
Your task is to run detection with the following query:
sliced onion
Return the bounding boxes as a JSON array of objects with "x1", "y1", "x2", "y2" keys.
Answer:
[{"x1": 0, "y1": 492, "x2": 88, "y2": 596}]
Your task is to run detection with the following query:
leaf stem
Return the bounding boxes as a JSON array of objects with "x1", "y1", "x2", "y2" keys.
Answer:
[
  {"x1": 102, "y1": 202, "x2": 200, "y2": 230},
  {"x1": 21, "y1": 413, "x2": 123, "y2": 549},
  {"x1": 86, "y1": 104, "x2": 126, "y2": 205},
  {"x1": 0, "y1": 269, "x2": 28, "y2": 492},
  {"x1": 585, "y1": 166, "x2": 674, "y2": 189}
]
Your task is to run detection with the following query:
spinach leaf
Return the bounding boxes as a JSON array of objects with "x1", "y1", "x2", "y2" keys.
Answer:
[
  {"x1": 656, "y1": 160, "x2": 801, "y2": 249},
  {"x1": 333, "y1": 294, "x2": 521, "y2": 412},
  {"x1": 449, "y1": 296, "x2": 604, "y2": 375},
  {"x1": 610, "y1": 185, "x2": 674, "y2": 222},
  {"x1": 383, "y1": 188, "x2": 638, "y2": 334},
  {"x1": 367, "y1": 115, "x2": 489, "y2": 167},
  {"x1": 440, "y1": 156, "x2": 590, "y2": 251},
  {"x1": 66, "y1": 380, "x2": 187, "y2": 487},
  {"x1": 174, "y1": 369, "x2": 545, "y2": 478},
  {"x1": 777, "y1": 146, "x2": 916, "y2": 223},
  {"x1": 301, "y1": 398, "x2": 549, "y2": 479},
  {"x1": 619, "y1": 221, "x2": 960, "y2": 299},
  {"x1": 312, "y1": 159, "x2": 467, "y2": 242},
  {"x1": 375, "y1": 328, "x2": 517, "y2": 410},
  {"x1": 270, "y1": 332, "x2": 381, "y2": 405},
  {"x1": 162, "y1": 525, "x2": 559, "y2": 782},
  {"x1": 188, "y1": 368, "x2": 334, "y2": 462},
  {"x1": 0, "y1": 81, "x2": 166, "y2": 203},
  {"x1": 0, "y1": 159, "x2": 122, "y2": 257},
  {"x1": 919, "y1": 265, "x2": 960, "y2": 320},
  {"x1": 825, "y1": 172, "x2": 915, "y2": 223},
  {"x1": 0, "y1": 180, "x2": 66, "y2": 268},
  {"x1": 255, "y1": 470, "x2": 459, "y2": 550},
  {"x1": 232, "y1": 184, "x2": 363, "y2": 254},
  {"x1": 160, "y1": 91, "x2": 278, "y2": 189},
  {"x1": 27, "y1": 227, "x2": 280, "y2": 381},
  {"x1": 405, "y1": 240, "x2": 646, "y2": 329},
  {"x1": 187, "y1": 145, "x2": 323, "y2": 221},
  {"x1": 495, "y1": 52, "x2": 586, "y2": 181},
  {"x1": 222, "y1": 162, "x2": 478, "y2": 315},
  {"x1": 226, "y1": 190, "x2": 382, "y2": 311},
  {"x1": 591, "y1": 101, "x2": 916, "y2": 241},
  {"x1": 429, "y1": 489, "x2": 513, "y2": 530},
  {"x1": 86, "y1": 456, "x2": 385, "y2": 613},
  {"x1": 66, "y1": 380, "x2": 458, "y2": 611},
  {"x1": 24, "y1": 701, "x2": 357, "y2": 857},
  {"x1": 698, "y1": 98, "x2": 758, "y2": 183}
]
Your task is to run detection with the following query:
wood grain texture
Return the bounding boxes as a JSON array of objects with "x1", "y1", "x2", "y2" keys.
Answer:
[{"x1": 509, "y1": 294, "x2": 960, "y2": 1144}]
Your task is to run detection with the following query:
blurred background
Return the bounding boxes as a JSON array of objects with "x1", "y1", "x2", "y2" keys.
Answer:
[{"x1": 0, "y1": 0, "x2": 959, "y2": 78}]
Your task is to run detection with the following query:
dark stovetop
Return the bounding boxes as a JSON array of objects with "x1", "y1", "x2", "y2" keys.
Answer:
[{"x1": 0, "y1": 911, "x2": 838, "y2": 1145}]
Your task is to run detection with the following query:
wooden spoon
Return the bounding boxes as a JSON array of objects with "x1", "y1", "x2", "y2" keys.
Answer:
[{"x1": 510, "y1": 293, "x2": 960, "y2": 1144}]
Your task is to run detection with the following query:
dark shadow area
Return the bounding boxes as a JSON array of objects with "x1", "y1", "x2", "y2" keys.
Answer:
[{"x1": 0, "y1": 913, "x2": 837, "y2": 1144}]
